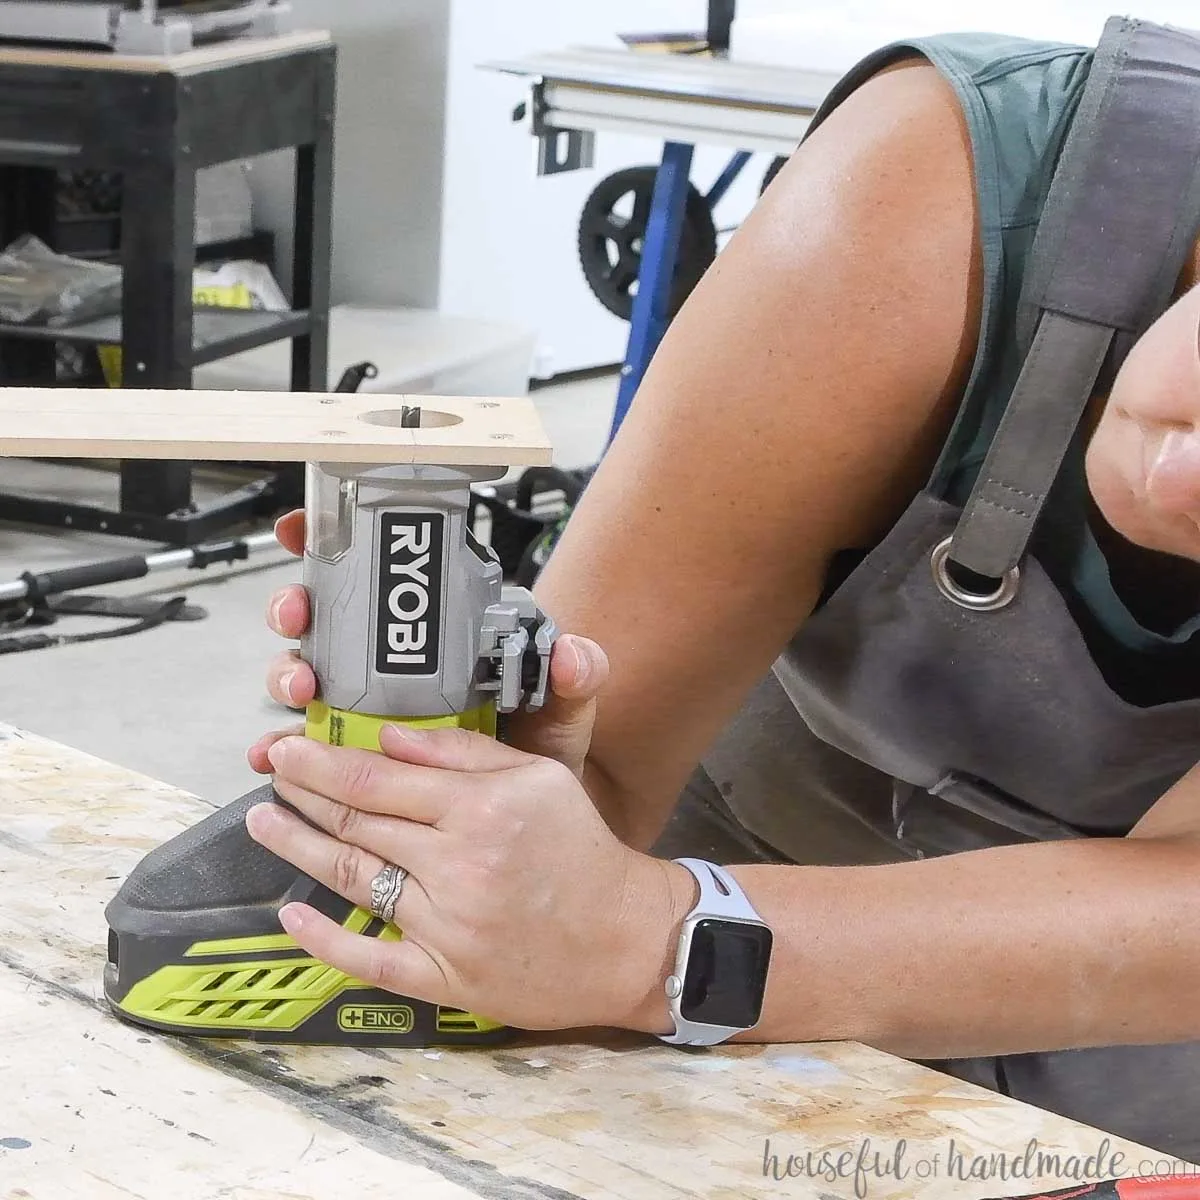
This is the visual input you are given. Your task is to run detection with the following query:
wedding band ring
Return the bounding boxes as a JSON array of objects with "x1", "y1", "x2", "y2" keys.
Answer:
[{"x1": 369, "y1": 862, "x2": 407, "y2": 925}]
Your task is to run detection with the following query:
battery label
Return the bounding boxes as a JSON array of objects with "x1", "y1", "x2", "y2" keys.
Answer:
[
  {"x1": 375, "y1": 512, "x2": 444, "y2": 677},
  {"x1": 337, "y1": 1004, "x2": 415, "y2": 1034}
]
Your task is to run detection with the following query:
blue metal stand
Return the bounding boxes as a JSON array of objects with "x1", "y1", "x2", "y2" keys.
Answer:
[
  {"x1": 607, "y1": 140, "x2": 696, "y2": 445},
  {"x1": 521, "y1": 144, "x2": 755, "y2": 575},
  {"x1": 606, "y1": 143, "x2": 754, "y2": 447},
  {"x1": 706, "y1": 149, "x2": 752, "y2": 208}
]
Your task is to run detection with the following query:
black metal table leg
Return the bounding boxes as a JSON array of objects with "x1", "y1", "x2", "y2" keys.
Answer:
[
  {"x1": 0, "y1": 38, "x2": 336, "y2": 544},
  {"x1": 290, "y1": 47, "x2": 336, "y2": 395},
  {"x1": 0, "y1": 165, "x2": 59, "y2": 386},
  {"x1": 118, "y1": 76, "x2": 197, "y2": 518},
  {"x1": 276, "y1": 45, "x2": 336, "y2": 510}
]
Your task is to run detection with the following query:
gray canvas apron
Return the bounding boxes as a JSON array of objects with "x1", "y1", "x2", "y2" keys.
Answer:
[{"x1": 655, "y1": 19, "x2": 1200, "y2": 1158}]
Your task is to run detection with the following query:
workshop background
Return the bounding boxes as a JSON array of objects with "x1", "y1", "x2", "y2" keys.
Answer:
[{"x1": 0, "y1": 0, "x2": 1195, "y2": 806}]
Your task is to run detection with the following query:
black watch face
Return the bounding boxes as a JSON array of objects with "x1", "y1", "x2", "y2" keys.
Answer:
[{"x1": 680, "y1": 918, "x2": 773, "y2": 1029}]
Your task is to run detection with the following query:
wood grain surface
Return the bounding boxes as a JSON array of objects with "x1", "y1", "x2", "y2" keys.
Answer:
[{"x1": 0, "y1": 725, "x2": 1172, "y2": 1200}]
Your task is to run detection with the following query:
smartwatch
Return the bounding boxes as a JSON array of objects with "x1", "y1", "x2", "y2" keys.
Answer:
[{"x1": 659, "y1": 858, "x2": 774, "y2": 1047}]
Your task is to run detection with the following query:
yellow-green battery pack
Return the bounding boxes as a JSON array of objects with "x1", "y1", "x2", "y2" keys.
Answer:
[{"x1": 102, "y1": 704, "x2": 508, "y2": 1048}]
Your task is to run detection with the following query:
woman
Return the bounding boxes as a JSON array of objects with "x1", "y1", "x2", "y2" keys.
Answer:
[{"x1": 247, "y1": 22, "x2": 1200, "y2": 1157}]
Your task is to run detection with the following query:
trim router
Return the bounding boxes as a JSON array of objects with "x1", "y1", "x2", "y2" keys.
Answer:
[{"x1": 0, "y1": 386, "x2": 557, "y2": 1047}]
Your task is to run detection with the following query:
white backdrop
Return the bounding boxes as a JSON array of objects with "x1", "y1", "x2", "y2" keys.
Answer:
[
  {"x1": 437, "y1": 1, "x2": 765, "y2": 379},
  {"x1": 732, "y1": 1, "x2": 1200, "y2": 69},
  {"x1": 441, "y1": 1, "x2": 1200, "y2": 377},
  {"x1": 253, "y1": 3, "x2": 1199, "y2": 381}
]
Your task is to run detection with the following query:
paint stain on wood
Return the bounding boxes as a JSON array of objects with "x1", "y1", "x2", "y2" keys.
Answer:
[{"x1": 491, "y1": 1055, "x2": 554, "y2": 1079}]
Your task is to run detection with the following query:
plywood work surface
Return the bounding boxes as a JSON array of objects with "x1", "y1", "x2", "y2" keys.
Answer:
[
  {"x1": 0, "y1": 388, "x2": 552, "y2": 467},
  {"x1": 0, "y1": 724, "x2": 1173, "y2": 1200}
]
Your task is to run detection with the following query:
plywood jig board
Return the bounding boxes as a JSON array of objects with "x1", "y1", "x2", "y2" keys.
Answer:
[{"x1": 0, "y1": 387, "x2": 552, "y2": 467}]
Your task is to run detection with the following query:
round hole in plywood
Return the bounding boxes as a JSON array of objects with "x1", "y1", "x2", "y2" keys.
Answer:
[{"x1": 358, "y1": 408, "x2": 463, "y2": 430}]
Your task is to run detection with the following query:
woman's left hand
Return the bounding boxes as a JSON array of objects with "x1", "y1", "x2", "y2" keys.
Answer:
[{"x1": 244, "y1": 725, "x2": 694, "y2": 1033}]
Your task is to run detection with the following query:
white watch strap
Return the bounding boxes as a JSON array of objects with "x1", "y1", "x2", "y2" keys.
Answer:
[
  {"x1": 673, "y1": 858, "x2": 762, "y2": 922},
  {"x1": 660, "y1": 858, "x2": 768, "y2": 1047}
]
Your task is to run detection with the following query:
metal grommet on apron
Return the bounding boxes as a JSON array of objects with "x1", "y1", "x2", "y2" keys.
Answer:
[{"x1": 929, "y1": 537, "x2": 1019, "y2": 612}]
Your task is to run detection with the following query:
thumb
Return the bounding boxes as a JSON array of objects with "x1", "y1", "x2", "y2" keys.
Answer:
[
  {"x1": 548, "y1": 634, "x2": 609, "y2": 704},
  {"x1": 507, "y1": 634, "x2": 608, "y2": 775}
]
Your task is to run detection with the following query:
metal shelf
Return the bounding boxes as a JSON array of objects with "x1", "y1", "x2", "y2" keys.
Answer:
[
  {"x1": 0, "y1": 32, "x2": 334, "y2": 543},
  {"x1": 0, "y1": 307, "x2": 313, "y2": 364}
]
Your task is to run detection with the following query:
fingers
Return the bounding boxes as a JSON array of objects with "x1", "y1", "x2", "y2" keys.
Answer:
[
  {"x1": 267, "y1": 735, "x2": 474, "y2": 825},
  {"x1": 246, "y1": 799, "x2": 389, "y2": 911},
  {"x1": 266, "y1": 584, "x2": 310, "y2": 641},
  {"x1": 264, "y1": 534, "x2": 311, "y2": 710},
  {"x1": 266, "y1": 649, "x2": 316, "y2": 709},
  {"x1": 274, "y1": 509, "x2": 305, "y2": 557},
  {"x1": 247, "y1": 723, "x2": 306, "y2": 774},
  {"x1": 245, "y1": 800, "x2": 428, "y2": 939},
  {"x1": 272, "y1": 775, "x2": 436, "y2": 872},
  {"x1": 277, "y1": 901, "x2": 447, "y2": 1003},
  {"x1": 378, "y1": 724, "x2": 532, "y2": 773}
]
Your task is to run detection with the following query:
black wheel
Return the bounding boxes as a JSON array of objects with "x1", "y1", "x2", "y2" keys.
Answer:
[
  {"x1": 577, "y1": 166, "x2": 717, "y2": 322},
  {"x1": 760, "y1": 155, "x2": 789, "y2": 196}
]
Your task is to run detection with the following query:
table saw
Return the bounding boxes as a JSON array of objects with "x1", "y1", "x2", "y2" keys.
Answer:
[{"x1": 484, "y1": 47, "x2": 842, "y2": 445}]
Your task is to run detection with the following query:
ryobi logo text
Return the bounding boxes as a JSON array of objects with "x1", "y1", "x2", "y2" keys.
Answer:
[{"x1": 375, "y1": 513, "x2": 444, "y2": 676}]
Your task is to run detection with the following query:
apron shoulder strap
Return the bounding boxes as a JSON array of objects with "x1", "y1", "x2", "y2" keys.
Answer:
[{"x1": 948, "y1": 17, "x2": 1200, "y2": 582}]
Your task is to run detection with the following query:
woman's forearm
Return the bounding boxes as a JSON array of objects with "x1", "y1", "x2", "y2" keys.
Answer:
[
  {"x1": 581, "y1": 755, "x2": 673, "y2": 850},
  {"x1": 726, "y1": 835, "x2": 1200, "y2": 1057}
]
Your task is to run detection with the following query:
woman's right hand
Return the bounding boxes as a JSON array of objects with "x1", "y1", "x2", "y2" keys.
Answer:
[{"x1": 253, "y1": 510, "x2": 610, "y2": 780}]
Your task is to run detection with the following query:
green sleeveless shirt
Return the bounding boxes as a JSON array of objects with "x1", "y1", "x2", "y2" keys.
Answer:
[{"x1": 818, "y1": 32, "x2": 1200, "y2": 703}]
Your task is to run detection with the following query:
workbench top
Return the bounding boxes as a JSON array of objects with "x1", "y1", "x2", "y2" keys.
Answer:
[
  {"x1": 0, "y1": 29, "x2": 332, "y2": 74},
  {"x1": 0, "y1": 723, "x2": 1165, "y2": 1199}
]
